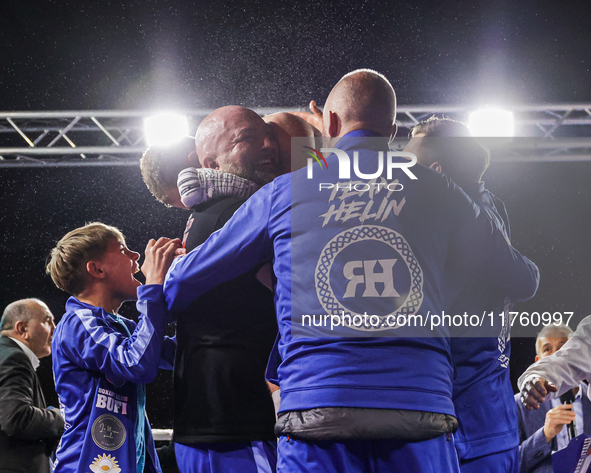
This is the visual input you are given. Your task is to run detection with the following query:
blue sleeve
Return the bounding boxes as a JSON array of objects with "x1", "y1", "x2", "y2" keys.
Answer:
[
  {"x1": 446, "y1": 180, "x2": 539, "y2": 302},
  {"x1": 515, "y1": 395, "x2": 553, "y2": 473},
  {"x1": 493, "y1": 196, "x2": 512, "y2": 241},
  {"x1": 158, "y1": 336, "x2": 176, "y2": 370},
  {"x1": 59, "y1": 285, "x2": 167, "y2": 385},
  {"x1": 164, "y1": 182, "x2": 275, "y2": 314},
  {"x1": 518, "y1": 427, "x2": 552, "y2": 473},
  {"x1": 265, "y1": 333, "x2": 281, "y2": 385}
]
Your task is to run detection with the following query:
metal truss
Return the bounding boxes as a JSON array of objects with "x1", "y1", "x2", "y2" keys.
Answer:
[
  {"x1": 1, "y1": 104, "x2": 591, "y2": 167},
  {"x1": 0, "y1": 110, "x2": 206, "y2": 167},
  {"x1": 395, "y1": 103, "x2": 591, "y2": 137}
]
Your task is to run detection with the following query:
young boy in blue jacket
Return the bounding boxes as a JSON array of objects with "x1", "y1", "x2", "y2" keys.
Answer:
[{"x1": 46, "y1": 222, "x2": 180, "y2": 473}]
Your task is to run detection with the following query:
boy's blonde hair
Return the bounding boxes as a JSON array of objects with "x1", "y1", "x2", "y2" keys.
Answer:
[{"x1": 46, "y1": 222, "x2": 125, "y2": 296}]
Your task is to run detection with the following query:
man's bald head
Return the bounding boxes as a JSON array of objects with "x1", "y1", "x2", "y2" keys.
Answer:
[
  {"x1": 1, "y1": 299, "x2": 55, "y2": 358},
  {"x1": 0, "y1": 299, "x2": 46, "y2": 333},
  {"x1": 195, "y1": 106, "x2": 281, "y2": 186},
  {"x1": 323, "y1": 69, "x2": 397, "y2": 139}
]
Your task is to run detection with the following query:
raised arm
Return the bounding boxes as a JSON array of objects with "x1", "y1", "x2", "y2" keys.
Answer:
[
  {"x1": 59, "y1": 238, "x2": 180, "y2": 385},
  {"x1": 518, "y1": 315, "x2": 591, "y2": 409},
  {"x1": 164, "y1": 181, "x2": 277, "y2": 314},
  {"x1": 446, "y1": 177, "x2": 539, "y2": 302}
]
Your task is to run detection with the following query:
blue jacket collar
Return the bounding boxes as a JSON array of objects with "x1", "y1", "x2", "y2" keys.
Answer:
[
  {"x1": 343, "y1": 130, "x2": 383, "y2": 138},
  {"x1": 463, "y1": 181, "x2": 486, "y2": 197},
  {"x1": 66, "y1": 296, "x2": 112, "y2": 319},
  {"x1": 334, "y1": 130, "x2": 390, "y2": 152}
]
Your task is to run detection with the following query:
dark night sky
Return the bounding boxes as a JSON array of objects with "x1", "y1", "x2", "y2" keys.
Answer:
[
  {"x1": 2, "y1": 0, "x2": 591, "y2": 109},
  {"x1": 1, "y1": 0, "x2": 591, "y2": 428}
]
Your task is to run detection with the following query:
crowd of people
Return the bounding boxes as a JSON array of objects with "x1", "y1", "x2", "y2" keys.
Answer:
[{"x1": 1, "y1": 69, "x2": 589, "y2": 473}]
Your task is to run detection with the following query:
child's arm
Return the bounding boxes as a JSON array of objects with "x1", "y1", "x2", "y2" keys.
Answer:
[{"x1": 60, "y1": 238, "x2": 180, "y2": 384}]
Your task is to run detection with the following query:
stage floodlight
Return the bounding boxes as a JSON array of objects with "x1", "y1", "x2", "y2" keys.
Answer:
[
  {"x1": 144, "y1": 113, "x2": 189, "y2": 147},
  {"x1": 468, "y1": 108, "x2": 514, "y2": 137}
]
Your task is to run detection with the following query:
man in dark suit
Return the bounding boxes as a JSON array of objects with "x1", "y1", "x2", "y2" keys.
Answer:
[
  {"x1": 515, "y1": 325, "x2": 591, "y2": 473},
  {"x1": 0, "y1": 298, "x2": 65, "y2": 473}
]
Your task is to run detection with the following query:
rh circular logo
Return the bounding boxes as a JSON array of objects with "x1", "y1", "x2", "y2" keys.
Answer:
[{"x1": 315, "y1": 225, "x2": 423, "y2": 331}]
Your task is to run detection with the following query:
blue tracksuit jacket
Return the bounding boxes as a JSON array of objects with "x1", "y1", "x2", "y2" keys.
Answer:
[
  {"x1": 450, "y1": 182, "x2": 537, "y2": 461},
  {"x1": 165, "y1": 131, "x2": 539, "y2": 420},
  {"x1": 52, "y1": 285, "x2": 174, "y2": 473}
]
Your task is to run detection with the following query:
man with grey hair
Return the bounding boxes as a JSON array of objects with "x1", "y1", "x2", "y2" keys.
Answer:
[
  {"x1": 515, "y1": 324, "x2": 591, "y2": 472},
  {"x1": 535, "y1": 325, "x2": 574, "y2": 360},
  {"x1": 519, "y1": 316, "x2": 591, "y2": 408},
  {"x1": 0, "y1": 298, "x2": 65, "y2": 473}
]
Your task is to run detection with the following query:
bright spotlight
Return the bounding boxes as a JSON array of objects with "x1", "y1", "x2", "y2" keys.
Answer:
[
  {"x1": 144, "y1": 113, "x2": 190, "y2": 147},
  {"x1": 468, "y1": 108, "x2": 514, "y2": 137}
]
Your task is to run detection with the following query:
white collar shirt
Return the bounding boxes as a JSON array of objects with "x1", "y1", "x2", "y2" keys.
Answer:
[{"x1": 9, "y1": 337, "x2": 40, "y2": 370}]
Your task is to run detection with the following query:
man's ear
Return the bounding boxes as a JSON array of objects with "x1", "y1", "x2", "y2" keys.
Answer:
[
  {"x1": 328, "y1": 110, "x2": 340, "y2": 138},
  {"x1": 201, "y1": 155, "x2": 219, "y2": 170},
  {"x1": 390, "y1": 123, "x2": 398, "y2": 140},
  {"x1": 86, "y1": 261, "x2": 106, "y2": 279},
  {"x1": 13, "y1": 320, "x2": 27, "y2": 337},
  {"x1": 429, "y1": 162, "x2": 443, "y2": 174}
]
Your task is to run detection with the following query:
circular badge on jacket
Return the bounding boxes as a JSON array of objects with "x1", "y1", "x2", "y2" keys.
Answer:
[{"x1": 91, "y1": 414, "x2": 126, "y2": 451}]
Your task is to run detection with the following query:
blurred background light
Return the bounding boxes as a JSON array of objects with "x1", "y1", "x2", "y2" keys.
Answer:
[
  {"x1": 468, "y1": 108, "x2": 514, "y2": 137},
  {"x1": 144, "y1": 113, "x2": 189, "y2": 146}
]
